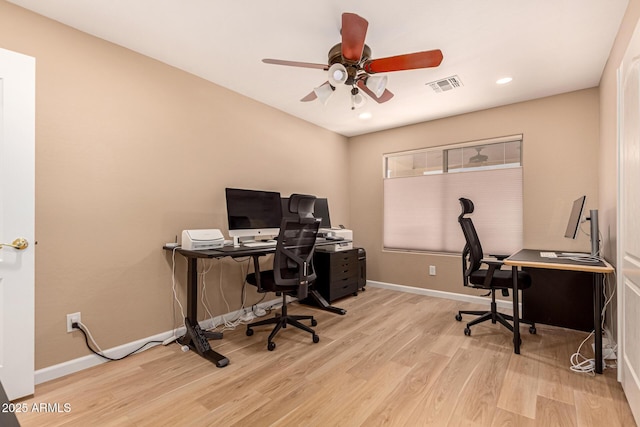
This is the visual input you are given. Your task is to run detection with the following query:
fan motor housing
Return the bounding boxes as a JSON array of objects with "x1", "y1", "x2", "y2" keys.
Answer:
[{"x1": 328, "y1": 43, "x2": 371, "y2": 85}]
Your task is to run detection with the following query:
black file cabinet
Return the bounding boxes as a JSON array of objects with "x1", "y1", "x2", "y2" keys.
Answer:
[{"x1": 313, "y1": 248, "x2": 361, "y2": 303}]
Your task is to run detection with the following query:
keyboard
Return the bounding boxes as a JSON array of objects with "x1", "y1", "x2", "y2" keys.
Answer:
[
  {"x1": 540, "y1": 252, "x2": 557, "y2": 258},
  {"x1": 243, "y1": 240, "x2": 277, "y2": 248}
]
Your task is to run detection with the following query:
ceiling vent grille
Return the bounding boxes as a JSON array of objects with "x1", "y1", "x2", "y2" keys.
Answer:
[{"x1": 427, "y1": 75, "x2": 463, "y2": 93}]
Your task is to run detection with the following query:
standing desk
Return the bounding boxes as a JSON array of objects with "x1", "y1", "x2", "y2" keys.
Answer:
[
  {"x1": 164, "y1": 239, "x2": 349, "y2": 367},
  {"x1": 504, "y1": 249, "x2": 614, "y2": 374}
]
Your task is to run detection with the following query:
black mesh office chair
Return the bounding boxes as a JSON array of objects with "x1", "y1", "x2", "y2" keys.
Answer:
[
  {"x1": 455, "y1": 198, "x2": 536, "y2": 338},
  {"x1": 245, "y1": 194, "x2": 321, "y2": 351}
]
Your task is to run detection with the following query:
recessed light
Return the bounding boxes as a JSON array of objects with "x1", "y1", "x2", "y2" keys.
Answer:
[
  {"x1": 359, "y1": 112, "x2": 372, "y2": 120},
  {"x1": 496, "y1": 77, "x2": 513, "y2": 85}
]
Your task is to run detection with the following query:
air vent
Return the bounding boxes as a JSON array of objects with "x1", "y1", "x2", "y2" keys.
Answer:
[{"x1": 427, "y1": 75, "x2": 463, "y2": 93}]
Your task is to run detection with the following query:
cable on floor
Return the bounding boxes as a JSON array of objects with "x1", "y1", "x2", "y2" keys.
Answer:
[{"x1": 74, "y1": 321, "x2": 162, "y2": 362}]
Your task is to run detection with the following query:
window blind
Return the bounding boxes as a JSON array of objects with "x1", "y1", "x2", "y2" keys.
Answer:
[{"x1": 383, "y1": 167, "x2": 523, "y2": 254}]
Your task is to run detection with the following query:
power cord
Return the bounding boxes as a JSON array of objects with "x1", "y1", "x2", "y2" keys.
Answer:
[
  {"x1": 570, "y1": 331, "x2": 596, "y2": 375},
  {"x1": 569, "y1": 269, "x2": 617, "y2": 374},
  {"x1": 73, "y1": 321, "x2": 162, "y2": 362}
]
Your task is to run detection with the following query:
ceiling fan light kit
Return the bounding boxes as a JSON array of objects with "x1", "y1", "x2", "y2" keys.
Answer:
[
  {"x1": 313, "y1": 82, "x2": 335, "y2": 105},
  {"x1": 365, "y1": 75, "x2": 388, "y2": 98},
  {"x1": 263, "y1": 12, "x2": 443, "y2": 109},
  {"x1": 328, "y1": 63, "x2": 348, "y2": 86}
]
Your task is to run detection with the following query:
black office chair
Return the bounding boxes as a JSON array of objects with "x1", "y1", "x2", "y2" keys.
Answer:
[
  {"x1": 245, "y1": 194, "x2": 321, "y2": 351},
  {"x1": 455, "y1": 198, "x2": 536, "y2": 339}
]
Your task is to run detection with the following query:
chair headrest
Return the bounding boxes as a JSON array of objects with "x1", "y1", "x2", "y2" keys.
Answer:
[
  {"x1": 459, "y1": 198, "x2": 474, "y2": 215},
  {"x1": 288, "y1": 194, "x2": 317, "y2": 223}
]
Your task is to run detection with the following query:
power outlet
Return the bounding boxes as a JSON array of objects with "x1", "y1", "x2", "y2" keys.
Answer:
[
  {"x1": 429, "y1": 265, "x2": 436, "y2": 276},
  {"x1": 66, "y1": 312, "x2": 81, "y2": 333}
]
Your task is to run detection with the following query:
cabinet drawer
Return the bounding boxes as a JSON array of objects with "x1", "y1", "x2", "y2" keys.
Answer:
[
  {"x1": 330, "y1": 277, "x2": 358, "y2": 300},
  {"x1": 328, "y1": 251, "x2": 357, "y2": 266},
  {"x1": 330, "y1": 261, "x2": 358, "y2": 280}
]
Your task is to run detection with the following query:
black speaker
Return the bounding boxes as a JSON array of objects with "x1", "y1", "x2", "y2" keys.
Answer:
[{"x1": 357, "y1": 248, "x2": 366, "y2": 291}]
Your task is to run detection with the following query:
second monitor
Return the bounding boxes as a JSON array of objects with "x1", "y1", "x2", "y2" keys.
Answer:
[{"x1": 282, "y1": 197, "x2": 331, "y2": 228}]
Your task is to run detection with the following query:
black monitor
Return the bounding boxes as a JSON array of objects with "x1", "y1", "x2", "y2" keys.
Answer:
[
  {"x1": 281, "y1": 197, "x2": 331, "y2": 228},
  {"x1": 314, "y1": 198, "x2": 331, "y2": 228},
  {"x1": 225, "y1": 188, "x2": 282, "y2": 239},
  {"x1": 564, "y1": 195, "x2": 586, "y2": 239}
]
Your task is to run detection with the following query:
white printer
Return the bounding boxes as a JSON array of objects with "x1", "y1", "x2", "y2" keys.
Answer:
[
  {"x1": 181, "y1": 229, "x2": 224, "y2": 250},
  {"x1": 317, "y1": 228, "x2": 354, "y2": 252}
]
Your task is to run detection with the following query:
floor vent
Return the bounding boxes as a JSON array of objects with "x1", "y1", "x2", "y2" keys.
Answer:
[{"x1": 427, "y1": 75, "x2": 463, "y2": 93}]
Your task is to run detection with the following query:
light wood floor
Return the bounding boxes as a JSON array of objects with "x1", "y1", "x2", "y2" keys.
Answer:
[{"x1": 16, "y1": 286, "x2": 636, "y2": 426}]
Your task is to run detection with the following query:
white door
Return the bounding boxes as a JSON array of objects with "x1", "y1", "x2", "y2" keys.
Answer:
[
  {"x1": 0, "y1": 48, "x2": 35, "y2": 401},
  {"x1": 618, "y1": 22, "x2": 640, "y2": 424}
]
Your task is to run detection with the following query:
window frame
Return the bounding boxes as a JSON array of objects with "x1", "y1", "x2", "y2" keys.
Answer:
[{"x1": 382, "y1": 134, "x2": 524, "y2": 254}]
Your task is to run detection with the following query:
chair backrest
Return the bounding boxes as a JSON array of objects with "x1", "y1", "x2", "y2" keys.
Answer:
[
  {"x1": 274, "y1": 194, "x2": 321, "y2": 299},
  {"x1": 458, "y1": 198, "x2": 484, "y2": 281}
]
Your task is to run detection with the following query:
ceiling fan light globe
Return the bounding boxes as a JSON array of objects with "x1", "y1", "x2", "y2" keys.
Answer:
[
  {"x1": 328, "y1": 63, "x2": 348, "y2": 86},
  {"x1": 313, "y1": 83, "x2": 335, "y2": 105},
  {"x1": 365, "y1": 75, "x2": 388, "y2": 98}
]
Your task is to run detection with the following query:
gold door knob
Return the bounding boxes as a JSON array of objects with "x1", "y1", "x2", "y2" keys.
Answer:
[{"x1": 0, "y1": 238, "x2": 28, "y2": 250}]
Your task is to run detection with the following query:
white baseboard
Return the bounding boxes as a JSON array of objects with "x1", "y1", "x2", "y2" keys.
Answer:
[
  {"x1": 35, "y1": 329, "x2": 180, "y2": 385},
  {"x1": 366, "y1": 280, "x2": 520, "y2": 311},
  {"x1": 35, "y1": 299, "x2": 280, "y2": 385}
]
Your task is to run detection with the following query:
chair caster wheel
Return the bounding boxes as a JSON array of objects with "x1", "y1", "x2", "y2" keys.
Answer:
[
  {"x1": 455, "y1": 314, "x2": 462, "y2": 322},
  {"x1": 246, "y1": 328, "x2": 254, "y2": 336},
  {"x1": 311, "y1": 319, "x2": 317, "y2": 327},
  {"x1": 313, "y1": 334, "x2": 319, "y2": 343},
  {"x1": 464, "y1": 327, "x2": 471, "y2": 336},
  {"x1": 529, "y1": 326, "x2": 537, "y2": 334},
  {"x1": 267, "y1": 341, "x2": 276, "y2": 351}
]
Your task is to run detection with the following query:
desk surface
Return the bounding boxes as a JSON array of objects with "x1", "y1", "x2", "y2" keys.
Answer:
[
  {"x1": 505, "y1": 249, "x2": 614, "y2": 274},
  {"x1": 166, "y1": 238, "x2": 350, "y2": 259}
]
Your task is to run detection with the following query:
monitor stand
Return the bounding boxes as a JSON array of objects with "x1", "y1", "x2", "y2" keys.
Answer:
[{"x1": 587, "y1": 209, "x2": 599, "y2": 257}]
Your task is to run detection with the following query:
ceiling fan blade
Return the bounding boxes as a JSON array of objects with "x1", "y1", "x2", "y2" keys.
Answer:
[
  {"x1": 356, "y1": 80, "x2": 394, "y2": 103},
  {"x1": 341, "y1": 13, "x2": 368, "y2": 63},
  {"x1": 363, "y1": 49, "x2": 443, "y2": 73},
  {"x1": 300, "y1": 91, "x2": 318, "y2": 102},
  {"x1": 262, "y1": 59, "x2": 328, "y2": 70}
]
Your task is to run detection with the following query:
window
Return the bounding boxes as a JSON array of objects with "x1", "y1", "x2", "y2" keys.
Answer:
[{"x1": 383, "y1": 135, "x2": 523, "y2": 254}]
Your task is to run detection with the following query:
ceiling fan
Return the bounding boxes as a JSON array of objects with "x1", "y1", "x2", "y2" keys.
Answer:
[
  {"x1": 469, "y1": 147, "x2": 488, "y2": 163},
  {"x1": 262, "y1": 13, "x2": 443, "y2": 109}
]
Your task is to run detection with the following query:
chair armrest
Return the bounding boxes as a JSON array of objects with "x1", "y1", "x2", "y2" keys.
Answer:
[
  {"x1": 481, "y1": 258, "x2": 504, "y2": 288},
  {"x1": 489, "y1": 254, "x2": 510, "y2": 260},
  {"x1": 481, "y1": 258, "x2": 504, "y2": 267}
]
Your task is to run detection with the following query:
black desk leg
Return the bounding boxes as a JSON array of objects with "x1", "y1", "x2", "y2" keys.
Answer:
[
  {"x1": 308, "y1": 290, "x2": 347, "y2": 315},
  {"x1": 594, "y1": 273, "x2": 603, "y2": 374},
  {"x1": 512, "y1": 265, "x2": 521, "y2": 354},
  {"x1": 178, "y1": 257, "x2": 229, "y2": 368}
]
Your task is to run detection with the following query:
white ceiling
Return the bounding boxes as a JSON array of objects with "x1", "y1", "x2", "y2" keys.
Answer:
[{"x1": 9, "y1": 0, "x2": 628, "y2": 137}]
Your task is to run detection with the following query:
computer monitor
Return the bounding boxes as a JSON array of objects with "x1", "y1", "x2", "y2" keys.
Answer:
[
  {"x1": 314, "y1": 198, "x2": 331, "y2": 228},
  {"x1": 564, "y1": 195, "x2": 586, "y2": 239},
  {"x1": 225, "y1": 188, "x2": 282, "y2": 240},
  {"x1": 281, "y1": 197, "x2": 331, "y2": 228},
  {"x1": 564, "y1": 195, "x2": 600, "y2": 257}
]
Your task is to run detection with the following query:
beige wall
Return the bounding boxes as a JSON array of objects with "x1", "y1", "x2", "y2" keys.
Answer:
[
  {"x1": 349, "y1": 89, "x2": 600, "y2": 294},
  {"x1": 0, "y1": 1, "x2": 350, "y2": 369}
]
